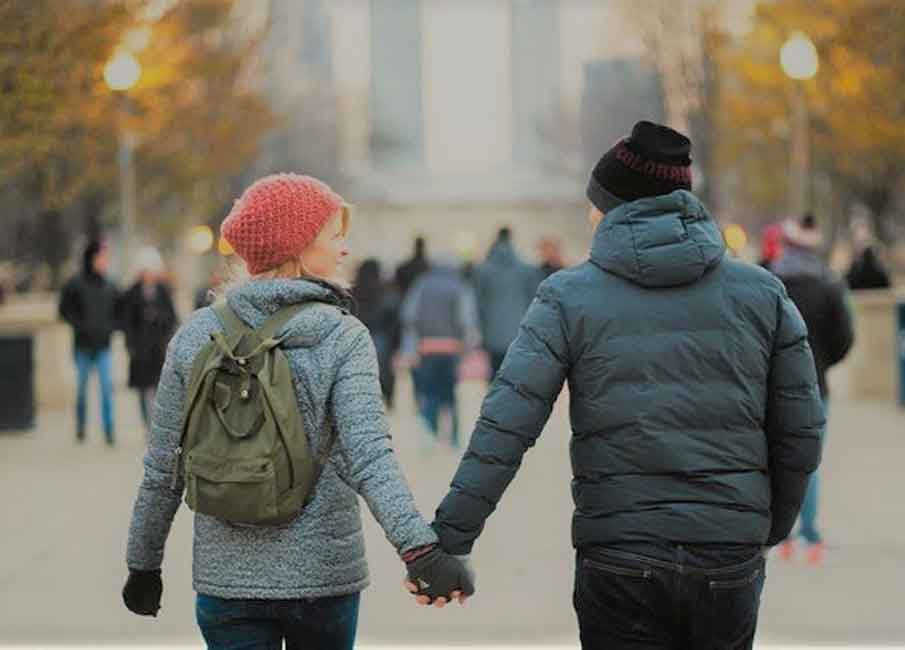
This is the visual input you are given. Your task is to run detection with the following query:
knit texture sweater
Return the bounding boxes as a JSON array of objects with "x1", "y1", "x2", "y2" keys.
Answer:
[{"x1": 126, "y1": 279, "x2": 437, "y2": 599}]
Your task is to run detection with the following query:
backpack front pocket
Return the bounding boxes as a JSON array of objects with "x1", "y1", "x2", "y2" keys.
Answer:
[{"x1": 185, "y1": 453, "x2": 279, "y2": 524}]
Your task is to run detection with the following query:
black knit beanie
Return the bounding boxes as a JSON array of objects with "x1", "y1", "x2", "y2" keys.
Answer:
[{"x1": 587, "y1": 121, "x2": 693, "y2": 212}]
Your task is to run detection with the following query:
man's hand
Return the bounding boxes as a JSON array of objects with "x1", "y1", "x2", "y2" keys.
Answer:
[
  {"x1": 404, "y1": 549, "x2": 474, "y2": 607},
  {"x1": 122, "y1": 569, "x2": 162, "y2": 617}
]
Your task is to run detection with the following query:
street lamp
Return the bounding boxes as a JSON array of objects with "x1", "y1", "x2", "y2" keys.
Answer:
[
  {"x1": 187, "y1": 225, "x2": 215, "y2": 255},
  {"x1": 104, "y1": 51, "x2": 141, "y2": 278},
  {"x1": 780, "y1": 33, "x2": 819, "y2": 81},
  {"x1": 103, "y1": 52, "x2": 141, "y2": 91},
  {"x1": 780, "y1": 33, "x2": 818, "y2": 217}
]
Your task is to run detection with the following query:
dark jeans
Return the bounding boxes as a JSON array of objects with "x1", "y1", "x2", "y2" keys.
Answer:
[
  {"x1": 574, "y1": 546, "x2": 765, "y2": 649},
  {"x1": 417, "y1": 354, "x2": 460, "y2": 445},
  {"x1": 196, "y1": 592, "x2": 360, "y2": 650}
]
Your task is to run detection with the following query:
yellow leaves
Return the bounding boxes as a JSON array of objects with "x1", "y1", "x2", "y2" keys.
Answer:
[
  {"x1": 716, "y1": 0, "x2": 905, "y2": 214},
  {"x1": 1, "y1": 0, "x2": 272, "y2": 227}
]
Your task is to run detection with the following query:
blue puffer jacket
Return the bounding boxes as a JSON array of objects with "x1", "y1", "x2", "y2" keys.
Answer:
[{"x1": 433, "y1": 191, "x2": 824, "y2": 553}]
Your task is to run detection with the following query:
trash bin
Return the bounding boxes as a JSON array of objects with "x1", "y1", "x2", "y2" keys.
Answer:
[
  {"x1": 898, "y1": 301, "x2": 905, "y2": 408},
  {"x1": 0, "y1": 335, "x2": 35, "y2": 430}
]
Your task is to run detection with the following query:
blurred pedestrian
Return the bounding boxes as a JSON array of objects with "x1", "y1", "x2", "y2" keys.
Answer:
[
  {"x1": 194, "y1": 268, "x2": 224, "y2": 310},
  {"x1": 58, "y1": 239, "x2": 119, "y2": 445},
  {"x1": 425, "y1": 121, "x2": 824, "y2": 648},
  {"x1": 396, "y1": 236, "x2": 431, "y2": 413},
  {"x1": 395, "y1": 236, "x2": 429, "y2": 297},
  {"x1": 401, "y1": 258, "x2": 480, "y2": 448},
  {"x1": 847, "y1": 245, "x2": 891, "y2": 290},
  {"x1": 352, "y1": 258, "x2": 401, "y2": 409},
  {"x1": 773, "y1": 214, "x2": 855, "y2": 564},
  {"x1": 474, "y1": 228, "x2": 539, "y2": 378},
  {"x1": 123, "y1": 174, "x2": 471, "y2": 646},
  {"x1": 537, "y1": 235, "x2": 565, "y2": 279},
  {"x1": 759, "y1": 223, "x2": 784, "y2": 270},
  {"x1": 120, "y1": 246, "x2": 178, "y2": 432}
]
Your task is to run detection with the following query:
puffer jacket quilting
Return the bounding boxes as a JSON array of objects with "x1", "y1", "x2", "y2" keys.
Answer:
[{"x1": 434, "y1": 191, "x2": 824, "y2": 553}]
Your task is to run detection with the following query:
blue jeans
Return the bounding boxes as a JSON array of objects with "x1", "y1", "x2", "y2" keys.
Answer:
[
  {"x1": 74, "y1": 347, "x2": 114, "y2": 441},
  {"x1": 797, "y1": 398, "x2": 828, "y2": 544},
  {"x1": 196, "y1": 593, "x2": 360, "y2": 650},
  {"x1": 574, "y1": 546, "x2": 765, "y2": 649},
  {"x1": 417, "y1": 354, "x2": 460, "y2": 446}
]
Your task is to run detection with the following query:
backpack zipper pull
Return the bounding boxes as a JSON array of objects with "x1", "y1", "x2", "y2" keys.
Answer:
[{"x1": 170, "y1": 446, "x2": 183, "y2": 491}]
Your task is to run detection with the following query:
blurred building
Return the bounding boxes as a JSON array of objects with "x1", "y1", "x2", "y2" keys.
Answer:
[{"x1": 240, "y1": 0, "x2": 664, "y2": 266}]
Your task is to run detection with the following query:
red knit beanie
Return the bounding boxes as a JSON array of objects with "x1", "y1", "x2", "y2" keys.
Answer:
[{"x1": 221, "y1": 173, "x2": 344, "y2": 275}]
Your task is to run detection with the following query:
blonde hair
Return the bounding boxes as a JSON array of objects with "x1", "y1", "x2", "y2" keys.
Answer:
[{"x1": 213, "y1": 205, "x2": 351, "y2": 299}]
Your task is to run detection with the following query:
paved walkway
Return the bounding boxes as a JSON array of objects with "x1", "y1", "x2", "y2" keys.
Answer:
[{"x1": 0, "y1": 375, "x2": 903, "y2": 647}]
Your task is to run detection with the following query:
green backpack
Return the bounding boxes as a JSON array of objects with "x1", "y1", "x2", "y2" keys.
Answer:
[{"x1": 171, "y1": 300, "x2": 336, "y2": 526}]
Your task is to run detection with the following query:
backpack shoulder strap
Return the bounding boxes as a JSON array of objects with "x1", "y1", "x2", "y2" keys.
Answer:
[
  {"x1": 258, "y1": 301, "x2": 326, "y2": 341},
  {"x1": 212, "y1": 300, "x2": 251, "y2": 336}
]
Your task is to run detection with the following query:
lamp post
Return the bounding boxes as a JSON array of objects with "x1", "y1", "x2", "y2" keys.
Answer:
[
  {"x1": 104, "y1": 52, "x2": 142, "y2": 277},
  {"x1": 780, "y1": 33, "x2": 819, "y2": 217}
]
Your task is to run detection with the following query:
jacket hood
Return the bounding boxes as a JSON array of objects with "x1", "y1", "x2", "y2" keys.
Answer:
[
  {"x1": 224, "y1": 278, "x2": 352, "y2": 345},
  {"x1": 590, "y1": 190, "x2": 726, "y2": 288}
]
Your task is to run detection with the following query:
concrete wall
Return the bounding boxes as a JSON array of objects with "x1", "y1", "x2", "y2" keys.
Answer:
[
  {"x1": 834, "y1": 289, "x2": 905, "y2": 404},
  {"x1": 10, "y1": 277, "x2": 901, "y2": 413},
  {"x1": 344, "y1": 201, "x2": 590, "y2": 272}
]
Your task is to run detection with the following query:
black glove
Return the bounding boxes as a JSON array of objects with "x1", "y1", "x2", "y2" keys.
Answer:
[
  {"x1": 406, "y1": 548, "x2": 475, "y2": 602},
  {"x1": 122, "y1": 569, "x2": 162, "y2": 617}
]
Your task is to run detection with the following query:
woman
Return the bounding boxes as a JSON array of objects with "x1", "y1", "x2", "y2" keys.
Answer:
[
  {"x1": 122, "y1": 174, "x2": 472, "y2": 649},
  {"x1": 119, "y1": 246, "x2": 178, "y2": 431},
  {"x1": 351, "y1": 258, "x2": 401, "y2": 409}
]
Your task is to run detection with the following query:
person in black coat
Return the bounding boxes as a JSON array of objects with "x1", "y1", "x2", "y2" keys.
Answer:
[
  {"x1": 394, "y1": 238, "x2": 431, "y2": 410},
  {"x1": 394, "y1": 236, "x2": 429, "y2": 298},
  {"x1": 120, "y1": 247, "x2": 178, "y2": 430},
  {"x1": 59, "y1": 239, "x2": 120, "y2": 444},
  {"x1": 352, "y1": 259, "x2": 401, "y2": 410},
  {"x1": 846, "y1": 245, "x2": 891, "y2": 290},
  {"x1": 772, "y1": 215, "x2": 854, "y2": 563}
]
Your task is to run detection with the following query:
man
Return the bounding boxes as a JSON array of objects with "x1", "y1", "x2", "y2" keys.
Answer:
[
  {"x1": 58, "y1": 239, "x2": 120, "y2": 444},
  {"x1": 474, "y1": 228, "x2": 539, "y2": 377},
  {"x1": 847, "y1": 246, "x2": 891, "y2": 290},
  {"x1": 401, "y1": 258, "x2": 480, "y2": 449},
  {"x1": 773, "y1": 214, "x2": 854, "y2": 564},
  {"x1": 537, "y1": 235, "x2": 566, "y2": 279},
  {"x1": 395, "y1": 236, "x2": 430, "y2": 298},
  {"x1": 396, "y1": 236, "x2": 431, "y2": 410},
  {"x1": 426, "y1": 121, "x2": 825, "y2": 648}
]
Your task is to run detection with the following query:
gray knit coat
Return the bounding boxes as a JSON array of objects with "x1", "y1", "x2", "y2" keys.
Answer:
[{"x1": 126, "y1": 279, "x2": 438, "y2": 599}]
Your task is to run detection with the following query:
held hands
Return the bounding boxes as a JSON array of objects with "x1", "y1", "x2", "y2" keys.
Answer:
[
  {"x1": 122, "y1": 569, "x2": 163, "y2": 617},
  {"x1": 404, "y1": 547, "x2": 474, "y2": 608}
]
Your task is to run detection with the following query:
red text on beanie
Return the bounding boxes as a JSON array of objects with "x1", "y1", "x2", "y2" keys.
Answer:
[{"x1": 221, "y1": 173, "x2": 343, "y2": 275}]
